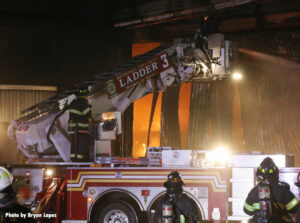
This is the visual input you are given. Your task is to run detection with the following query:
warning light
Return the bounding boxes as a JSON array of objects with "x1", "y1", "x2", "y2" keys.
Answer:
[
  {"x1": 232, "y1": 72, "x2": 243, "y2": 80},
  {"x1": 45, "y1": 169, "x2": 53, "y2": 177},
  {"x1": 141, "y1": 190, "x2": 150, "y2": 196}
]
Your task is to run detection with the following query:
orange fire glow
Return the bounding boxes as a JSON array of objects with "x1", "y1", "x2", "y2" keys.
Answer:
[
  {"x1": 132, "y1": 42, "x2": 161, "y2": 158},
  {"x1": 131, "y1": 43, "x2": 192, "y2": 156},
  {"x1": 132, "y1": 93, "x2": 162, "y2": 157},
  {"x1": 178, "y1": 82, "x2": 191, "y2": 148}
]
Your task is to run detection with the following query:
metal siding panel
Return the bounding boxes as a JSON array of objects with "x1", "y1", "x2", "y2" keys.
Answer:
[
  {"x1": 234, "y1": 30, "x2": 300, "y2": 164},
  {"x1": 0, "y1": 90, "x2": 3, "y2": 122},
  {"x1": 161, "y1": 85, "x2": 181, "y2": 148},
  {"x1": 0, "y1": 89, "x2": 56, "y2": 123},
  {"x1": 8, "y1": 91, "x2": 15, "y2": 122},
  {"x1": 210, "y1": 80, "x2": 234, "y2": 146},
  {"x1": 0, "y1": 90, "x2": 3, "y2": 121},
  {"x1": 187, "y1": 82, "x2": 212, "y2": 150},
  {"x1": 238, "y1": 53, "x2": 300, "y2": 156},
  {"x1": 186, "y1": 81, "x2": 234, "y2": 150},
  {"x1": 123, "y1": 103, "x2": 133, "y2": 156}
]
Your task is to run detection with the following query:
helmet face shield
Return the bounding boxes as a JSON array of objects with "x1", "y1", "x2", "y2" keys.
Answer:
[
  {"x1": 164, "y1": 171, "x2": 184, "y2": 195},
  {"x1": 0, "y1": 167, "x2": 13, "y2": 192},
  {"x1": 256, "y1": 157, "x2": 279, "y2": 183},
  {"x1": 75, "y1": 86, "x2": 89, "y2": 96}
]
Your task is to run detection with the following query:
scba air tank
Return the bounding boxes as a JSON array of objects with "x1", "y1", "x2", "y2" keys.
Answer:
[
  {"x1": 258, "y1": 183, "x2": 272, "y2": 222},
  {"x1": 162, "y1": 201, "x2": 173, "y2": 223}
]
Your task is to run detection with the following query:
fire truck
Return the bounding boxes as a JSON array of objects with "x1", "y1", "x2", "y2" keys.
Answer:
[{"x1": 7, "y1": 32, "x2": 300, "y2": 223}]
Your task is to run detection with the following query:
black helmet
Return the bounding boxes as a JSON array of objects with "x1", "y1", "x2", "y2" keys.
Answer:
[
  {"x1": 75, "y1": 86, "x2": 89, "y2": 96},
  {"x1": 256, "y1": 157, "x2": 279, "y2": 183},
  {"x1": 164, "y1": 171, "x2": 184, "y2": 195},
  {"x1": 295, "y1": 172, "x2": 300, "y2": 188}
]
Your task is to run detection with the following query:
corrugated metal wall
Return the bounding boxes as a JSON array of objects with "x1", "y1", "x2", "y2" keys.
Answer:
[
  {"x1": 186, "y1": 81, "x2": 234, "y2": 150},
  {"x1": 161, "y1": 85, "x2": 181, "y2": 148},
  {"x1": 0, "y1": 89, "x2": 56, "y2": 123},
  {"x1": 122, "y1": 104, "x2": 133, "y2": 156},
  {"x1": 210, "y1": 80, "x2": 234, "y2": 146},
  {"x1": 238, "y1": 53, "x2": 300, "y2": 155},
  {"x1": 187, "y1": 82, "x2": 212, "y2": 150},
  {"x1": 161, "y1": 81, "x2": 234, "y2": 151},
  {"x1": 0, "y1": 86, "x2": 56, "y2": 164}
]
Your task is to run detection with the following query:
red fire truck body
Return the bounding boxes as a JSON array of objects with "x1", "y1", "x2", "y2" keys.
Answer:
[
  {"x1": 65, "y1": 167, "x2": 228, "y2": 222},
  {"x1": 10, "y1": 153, "x2": 300, "y2": 222}
]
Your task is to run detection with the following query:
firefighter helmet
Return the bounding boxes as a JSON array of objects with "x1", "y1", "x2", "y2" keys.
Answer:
[
  {"x1": 75, "y1": 86, "x2": 89, "y2": 96},
  {"x1": 0, "y1": 167, "x2": 13, "y2": 192},
  {"x1": 164, "y1": 171, "x2": 184, "y2": 194},
  {"x1": 256, "y1": 157, "x2": 279, "y2": 183},
  {"x1": 295, "y1": 172, "x2": 300, "y2": 187}
]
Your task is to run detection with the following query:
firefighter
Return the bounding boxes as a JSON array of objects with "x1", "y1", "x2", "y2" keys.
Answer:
[
  {"x1": 0, "y1": 166, "x2": 36, "y2": 223},
  {"x1": 68, "y1": 86, "x2": 92, "y2": 162},
  {"x1": 243, "y1": 157, "x2": 299, "y2": 223},
  {"x1": 156, "y1": 171, "x2": 200, "y2": 223},
  {"x1": 295, "y1": 172, "x2": 300, "y2": 223}
]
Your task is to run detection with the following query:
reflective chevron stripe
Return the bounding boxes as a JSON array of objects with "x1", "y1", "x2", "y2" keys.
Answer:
[
  {"x1": 286, "y1": 198, "x2": 299, "y2": 210},
  {"x1": 244, "y1": 202, "x2": 254, "y2": 212},
  {"x1": 69, "y1": 107, "x2": 91, "y2": 116}
]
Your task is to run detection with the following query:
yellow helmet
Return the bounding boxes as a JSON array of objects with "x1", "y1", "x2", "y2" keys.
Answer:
[
  {"x1": 0, "y1": 167, "x2": 13, "y2": 192},
  {"x1": 256, "y1": 157, "x2": 279, "y2": 183},
  {"x1": 75, "y1": 86, "x2": 89, "y2": 96}
]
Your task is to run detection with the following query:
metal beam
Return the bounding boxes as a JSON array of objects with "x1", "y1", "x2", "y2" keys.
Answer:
[
  {"x1": 0, "y1": 85, "x2": 57, "y2": 91},
  {"x1": 114, "y1": 6, "x2": 211, "y2": 28}
]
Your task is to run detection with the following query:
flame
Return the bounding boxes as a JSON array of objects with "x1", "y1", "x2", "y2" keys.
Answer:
[
  {"x1": 178, "y1": 82, "x2": 191, "y2": 148},
  {"x1": 131, "y1": 43, "x2": 192, "y2": 156},
  {"x1": 132, "y1": 42, "x2": 161, "y2": 158},
  {"x1": 132, "y1": 93, "x2": 162, "y2": 157}
]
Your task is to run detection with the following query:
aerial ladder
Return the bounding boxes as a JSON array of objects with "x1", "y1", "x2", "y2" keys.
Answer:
[{"x1": 8, "y1": 32, "x2": 233, "y2": 164}]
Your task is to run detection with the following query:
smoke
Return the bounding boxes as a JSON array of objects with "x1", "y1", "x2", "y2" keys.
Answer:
[
  {"x1": 239, "y1": 48, "x2": 300, "y2": 64},
  {"x1": 237, "y1": 48, "x2": 300, "y2": 164}
]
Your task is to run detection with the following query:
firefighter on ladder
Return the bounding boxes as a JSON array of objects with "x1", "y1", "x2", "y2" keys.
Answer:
[
  {"x1": 244, "y1": 157, "x2": 299, "y2": 223},
  {"x1": 68, "y1": 86, "x2": 92, "y2": 162},
  {"x1": 156, "y1": 171, "x2": 200, "y2": 223},
  {"x1": 0, "y1": 166, "x2": 36, "y2": 223}
]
